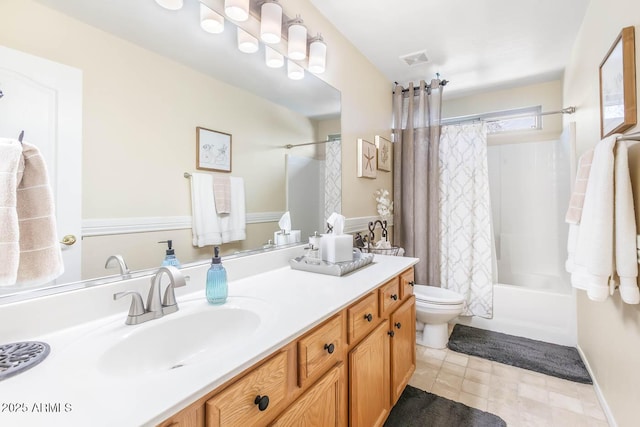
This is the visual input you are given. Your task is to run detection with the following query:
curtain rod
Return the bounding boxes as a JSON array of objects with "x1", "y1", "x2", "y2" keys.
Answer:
[
  {"x1": 284, "y1": 139, "x2": 338, "y2": 149},
  {"x1": 617, "y1": 131, "x2": 640, "y2": 141},
  {"x1": 443, "y1": 106, "x2": 576, "y2": 125}
]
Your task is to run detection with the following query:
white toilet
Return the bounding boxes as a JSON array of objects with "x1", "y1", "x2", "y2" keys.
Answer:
[{"x1": 414, "y1": 285, "x2": 465, "y2": 349}]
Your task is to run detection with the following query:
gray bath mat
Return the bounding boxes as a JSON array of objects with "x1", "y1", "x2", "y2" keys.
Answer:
[
  {"x1": 385, "y1": 385, "x2": 506, "y2": 427},
  {"x1": 448, "y1": 324, "x2": 592, "y2": 384}
]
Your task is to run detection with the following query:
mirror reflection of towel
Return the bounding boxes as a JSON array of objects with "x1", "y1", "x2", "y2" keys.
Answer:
[
  {"x1": 0, "y1": 138, "x2": 63, "y2": 286},
  {"x1": 213, "y1": 175, "x2": 231, "y2": 214}
]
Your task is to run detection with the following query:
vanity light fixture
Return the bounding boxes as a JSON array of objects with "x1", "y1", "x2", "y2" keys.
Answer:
[
  {"x1": 155, "y1": 0, "x2": 183, "y2": 10},
  {"x1": 237, "y1": 27, "x2": 259, "y2": 53},
  {"x1": 224, "y1": 0, "x2": 250, "y2": 22},
  {"x1": 260, "y1": 0, "x2": 282, "y2": 44},
  {"x1": 287, "y1": 60, "x2": 304, "y2": 80},
  {"x1": 287, "y1": 16, "x2": 307, "y2": 60},
  {"x1": 265, "y1": 46, "x2": 284, "y2": 68},
  {"x1": 200, "y1": 3, "x2": 225, "y2": 34},
  {"x1": 308, "y1": 34, "x2": 327, "y2": 74}
]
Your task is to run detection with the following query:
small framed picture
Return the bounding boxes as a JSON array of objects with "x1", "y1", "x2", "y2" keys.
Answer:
[
  {"x1": 374, "y1": 135, "x2": 392, "y2": 172},
  {"x1": 599, "y1": 26, "x2": 637, "y2": 138},
  {"x1": 357, "y1": 138, "x2": 377, "y2": 179},
  {"x1": 196, "y1": 126, "x2": 232, "y2": 172}
]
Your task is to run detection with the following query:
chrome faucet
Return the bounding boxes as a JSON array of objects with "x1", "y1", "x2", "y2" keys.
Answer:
[
  {"x1": 105, "y1": 254, "x2": 130, "y2": 277},
  {"x1": 113, "y1": 266, "x2": 186, "y2": 325}
]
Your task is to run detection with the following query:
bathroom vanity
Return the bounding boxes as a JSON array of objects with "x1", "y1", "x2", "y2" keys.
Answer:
[
  {"x1": 0, "y1": 247, "x2": 417, "y2": 427},
  {"x1": 160, "y1": 265, "x2": 416, "y2": 427}
]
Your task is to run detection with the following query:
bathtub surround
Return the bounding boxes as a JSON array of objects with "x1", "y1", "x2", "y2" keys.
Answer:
[
  {"x1": 448, "y1": 325, "x2": 592, "y2": 384},
  {"x1": 392, "y1": 79, "x2": 445, "y2": 285},
  {"x1": 439, "y1": 123, "x2": 494, "y2": 318},
  {"x1": 384, "y1": 385, "x2": 506, "y2": 427}
]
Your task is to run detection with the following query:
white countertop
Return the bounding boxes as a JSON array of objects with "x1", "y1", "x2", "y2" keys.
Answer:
[{"x1": 0, "y1": 252, "x2": 416, "y2": 427}]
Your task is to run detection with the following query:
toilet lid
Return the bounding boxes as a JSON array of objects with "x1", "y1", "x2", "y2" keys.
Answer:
[{"x1": 413, "y1": 285, "x2": 465, "y2": 305}]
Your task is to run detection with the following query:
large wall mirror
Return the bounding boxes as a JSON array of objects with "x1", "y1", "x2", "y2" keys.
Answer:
[{"x1": 0, "y1": 0, "x2": 341, "y2": 302}]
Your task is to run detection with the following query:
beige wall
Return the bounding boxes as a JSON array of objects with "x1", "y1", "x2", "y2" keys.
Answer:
[
  {"x1": 442, "y1": 79, "x2": 564, "y2": 143},
  {"x1": 1, "y1": 0, "x2": 392, "y2": 277},
  {"x1": 563, "y1": 1, "x2": 640, "y2": 426}
]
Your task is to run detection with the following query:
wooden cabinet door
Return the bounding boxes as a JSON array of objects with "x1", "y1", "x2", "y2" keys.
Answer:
[
  {"x1": 157, "y1": 404, "x2": 204, "y2": 427},
  {"x1": 389, "y1": 296, "x2": 416, "y2": 405},
  {"x1": 349, "y1": 321, "x2": 390, "y2": 427},
  {"x1": 272, "y1": 363, "x2": 346, "y2": 427},
  {"x1": 205, "y1": 350, "x2": 288, "y2": 427}
]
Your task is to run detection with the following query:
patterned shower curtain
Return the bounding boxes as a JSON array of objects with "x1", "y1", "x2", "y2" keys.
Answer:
[{"x1": 439, "y1": 123, "x2": 494, "y2": 318}]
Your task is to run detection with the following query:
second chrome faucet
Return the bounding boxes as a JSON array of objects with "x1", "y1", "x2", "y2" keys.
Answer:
[{"x1": 113, "y1": 266, "x2": 187, "y2": 325}]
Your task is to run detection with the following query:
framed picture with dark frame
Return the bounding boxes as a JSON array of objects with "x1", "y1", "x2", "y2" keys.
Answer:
[
  {"x1": 196, "y1": 126, "x2": 232, "y2": 172},
  {"x1": 599, "y1": 26, "x2": 637, "y2": 139}
]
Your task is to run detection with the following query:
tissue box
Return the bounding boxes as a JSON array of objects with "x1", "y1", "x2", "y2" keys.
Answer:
[{"x1": 321, "y1": 234, "x2": 353, "y2": 263}]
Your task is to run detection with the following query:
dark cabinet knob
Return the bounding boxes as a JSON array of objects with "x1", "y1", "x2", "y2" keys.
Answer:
[
  {"x1": 324, "y1": 343, "x2": 335, "y2": 354},
  {"x1": 391, "y1": 294, "x2": 398, "y2": 301},
  {"x1": 409, "y1": 281, "x2": 415, "y2": 287},
  {"x1": 388, "y1": 330, "x2": 395, "y2": 338},
  {"x1": 395, "y1": 322, "x2": 402, "y2": 329},
  {"x1": 364, "y1": 313, "x2": 373, "y2": 322},
  {"x1": 254, "y1": 395, "x2": 269, "y2": 411}
]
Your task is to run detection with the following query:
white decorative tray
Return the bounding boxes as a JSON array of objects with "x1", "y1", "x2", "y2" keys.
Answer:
[{"x1": 289, "y1": 251, "x2": 374, "y2": 276}]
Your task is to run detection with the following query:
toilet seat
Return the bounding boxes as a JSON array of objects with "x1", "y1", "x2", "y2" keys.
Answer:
[{"x1": 413, "y1": 285, "x2": 465, "y2": 305}]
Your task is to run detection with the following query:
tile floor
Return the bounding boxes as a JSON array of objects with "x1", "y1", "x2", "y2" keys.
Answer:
[{"x1": 409, "y1": 344, "x2": 610, "y2": 426}]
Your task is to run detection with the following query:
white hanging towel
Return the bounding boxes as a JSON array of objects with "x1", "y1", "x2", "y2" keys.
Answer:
[
  {"x1": 0, "y1": 139, "x2": 24, "y2": 285},
  {"x1": 190, "y1": 172, "x2": 222, "y2": 247},
  {"x1": 219, "y1": 177, "x2": 246, "y2": 243},
  {"x1": 614, "y1": 141, "x2": 639, "y2": 304},
  {"x1": 570, "y1": 136, "x2": 615, "y2": 301},
  {"x1": 190, "y1": 173, "x2": 246, "y2": 247},
  {"x1": 569, "y1": 135, "x2": 639, "y2": 304}
]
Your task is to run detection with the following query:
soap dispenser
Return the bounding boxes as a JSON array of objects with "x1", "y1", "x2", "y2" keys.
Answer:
[
  {"x1": 159, "y1": 240, "x2": 181, "y2": 268},
  {"x1": 206, "y1": 246, "x2": 228, "y2": 305}
]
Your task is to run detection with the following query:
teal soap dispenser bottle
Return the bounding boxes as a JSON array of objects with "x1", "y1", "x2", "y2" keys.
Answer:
[
  {"x1": 206, "y1": 246, "x2": 227, "y2": 305},
  {"x1": 159, "y1": 240, "x2": 181, "y2": 268}
]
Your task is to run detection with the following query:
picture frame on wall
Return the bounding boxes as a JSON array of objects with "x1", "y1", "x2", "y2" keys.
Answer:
[
  {"x1": 357, "y1": 138, "x2": 377, "y2": 179},
  {"x1": 374, "y1": 135, "x2": 392, "y2": 172},
  {"x1": 196, "y1": 126, "x2": 232, "y2": 172},
  {"x1": 599, "y1": 26, "x2": 637, "y2": 139}
]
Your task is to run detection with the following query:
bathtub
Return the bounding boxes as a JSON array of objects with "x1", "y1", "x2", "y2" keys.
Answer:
[{"x1": 455, "y1": 283, "x2": 577, "y2": 346}]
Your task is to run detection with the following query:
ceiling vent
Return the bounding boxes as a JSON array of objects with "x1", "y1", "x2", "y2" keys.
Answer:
[{"x1": 400, "y1": 50, "x2": 429, "y2": 66}]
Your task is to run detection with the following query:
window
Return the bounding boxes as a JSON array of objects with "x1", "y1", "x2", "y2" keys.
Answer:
[{"x1": 443, "y1": 106, "x2": 542, "y2": 134}]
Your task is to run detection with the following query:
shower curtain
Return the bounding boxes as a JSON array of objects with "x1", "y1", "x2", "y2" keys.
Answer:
[
  {"x1": 392, "y1": 80, "x2": 443, "y2": 285},
  {"x1": 439, "y1": 123, "x2": 494, "y2": 318}
]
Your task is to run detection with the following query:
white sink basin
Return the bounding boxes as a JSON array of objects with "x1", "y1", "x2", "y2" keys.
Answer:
[{"x1": 96, "y1": 297, "x2": 271, "y2": 377}]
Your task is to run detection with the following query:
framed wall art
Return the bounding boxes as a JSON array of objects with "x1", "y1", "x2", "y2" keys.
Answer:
[
  {"x1": 374, "y1": 135, "x2": 392, "y2": 172},
  {"x1": 357, "y1": 138, "x2": 377, "y2": 179},
  {"x1": 196, "y1": 126, "x2": 232, "y2": 172},
  {"x1": 599, "y1": 26, "x2": 637, "y2": 139}
]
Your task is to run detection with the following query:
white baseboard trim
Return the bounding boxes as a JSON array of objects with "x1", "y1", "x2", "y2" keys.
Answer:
[
  {"x1": 83, "y1": 212, "x2": 285, "y2": 237},
  {"x1": 576, "y1": 344, "x2": 617, "y2": 427}
]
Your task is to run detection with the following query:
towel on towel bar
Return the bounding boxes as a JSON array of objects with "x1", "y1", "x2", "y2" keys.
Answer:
[
  {"x1": 565, "y1": 148, "x2": 594, "y2": 224},
  {"x1": 0, "y1": 138, "x2": 64, "y2": 286},
  {"x1": 190, "y1": 173, "x2": 246, "y2": 247},
  {"x1": 213, "y1": 175, "x2": 231, "y2": 214}
]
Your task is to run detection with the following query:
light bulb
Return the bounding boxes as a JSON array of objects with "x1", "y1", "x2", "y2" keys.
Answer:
[
  {"x1": 287, "y1": 60, "x2": 304, "y2": 80},
  {"x1": 309, "y1": 35, "x2": 327, "y2": 73},
  {"x1": 200, "y1": 3, "x2": 224, "y2": 34},
  {"x1": 260, "y1": 0, "x2": 282, "y2": 44},
  {"x1": 237, "y1": 27, "x2": 259, "y2": 53},
  {"x1": 288, "y1": 17, "x2": 307, "y2": 60},
  {"x1": 265, "y1": 46, "x2": 284, "y2": 68},
  {"x1": 224, "y1": 0, "x2": 249, "y2": 22}
]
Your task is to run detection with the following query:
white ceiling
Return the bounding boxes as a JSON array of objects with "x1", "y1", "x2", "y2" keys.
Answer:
[{"x1": 309, "y1": 0, "x2": 591, "y2": 98}]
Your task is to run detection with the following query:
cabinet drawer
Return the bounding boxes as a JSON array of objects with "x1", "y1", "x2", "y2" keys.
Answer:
[
  {"x1": 347, "y1": 292, "x2": 378, "y2": 345},
  {"x1": 378, "y1": 278, "x2": 401, "y2": 318},
  {"x1": 298, "y1": 312, "x2": 343, "y2": 387},
  {"x1": 205, "y1": 350, "x2": 288, "y2": 427},
  {"x1": 399, "y1": 268, "x2": 415, "y2": 300}
]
